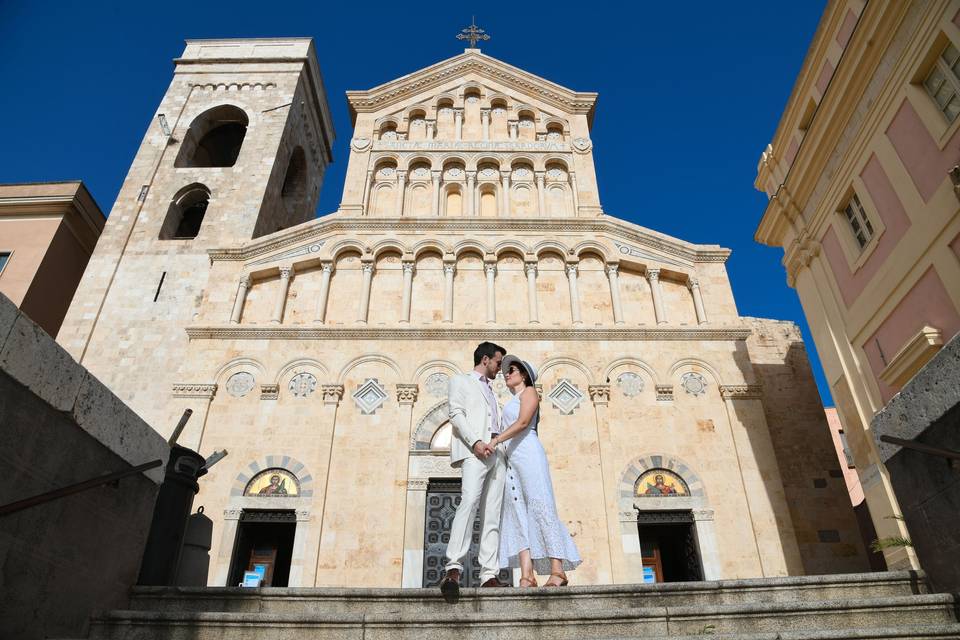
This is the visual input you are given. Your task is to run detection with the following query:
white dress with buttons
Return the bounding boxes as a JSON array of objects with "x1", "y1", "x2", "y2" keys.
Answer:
[{"x1": 498, "y1": 392, "x2": 581, "y2": 573}]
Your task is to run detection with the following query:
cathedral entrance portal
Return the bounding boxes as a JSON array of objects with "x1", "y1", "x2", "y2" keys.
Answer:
[
  {"x1": 422, "y1": 479, "x2": 511, "y2": 587},
  {"x1": 637, "y1": 510, "x2": 703, "y2": 583},
  {"x1": 227, "y1": 510, "x2": 296, "y2": 586}
]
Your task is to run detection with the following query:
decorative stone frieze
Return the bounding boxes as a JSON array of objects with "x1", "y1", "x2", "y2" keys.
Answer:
[
  {"x1": 171, "y1": 383, "x2": 217, "y2": 399},
  {"x1": 548, "y1": 379, "x2": 584, "y2": 415},
  {"x1": 353, "y1": 378, "x2": 388, "y2": 415}
]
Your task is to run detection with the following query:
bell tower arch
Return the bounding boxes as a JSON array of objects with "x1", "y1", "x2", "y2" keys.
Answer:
[{"x1": 58, "y1": 39, "x2": 335, "y2": 433}]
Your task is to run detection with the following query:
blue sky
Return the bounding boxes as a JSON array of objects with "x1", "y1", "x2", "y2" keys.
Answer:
[{"x1": 0, "y1": 1, "x2": 832, "y2": 402}]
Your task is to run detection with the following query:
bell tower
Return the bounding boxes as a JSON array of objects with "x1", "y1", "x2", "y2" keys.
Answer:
[{"x1": 58, "y1": 38, "x2": 334, "y2": 429}]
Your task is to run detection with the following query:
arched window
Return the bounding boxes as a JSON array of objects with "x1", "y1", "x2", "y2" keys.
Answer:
[
  {"x1": 281, "y1": 147, "x2": 307, "y2": 205},
  {"x1": 159, "y1": 184, "x2": 210, "y2": 240},
  {"x1": 445, "y1": 187, "x2": 463, "y2": 216},
  {"x1": 430, "y1": 423, "x2": 452, "y2": 451},
  {"x1": 517, "y1": 110, "x2": 536, "y2": 141},
  {"x1": 174, "y1": 105, "x2": 249, "y2": 168},
  {"x1": 379, "y1": 122, "x2": 398, "y2": 140}
]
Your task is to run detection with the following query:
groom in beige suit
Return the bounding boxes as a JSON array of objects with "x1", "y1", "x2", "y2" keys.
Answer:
[{"x1": 440, "y1": 341, "x2": 508, "y2": 599}]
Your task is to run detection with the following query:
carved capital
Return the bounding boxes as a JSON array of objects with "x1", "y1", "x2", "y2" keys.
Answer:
[
  {"x1": 443, "y1": 263, "x2": 457, "y2": 276},
  {"x1": 171, "y1": 383, "x2": 217, "y2": 399},
  {"x1": 238, "y1": 274, "x2": 252, "y2": 289},
  {"x1": 524, "y1": 262, "x2": 538, "y2": 277},
  {"x1": 646, "y1": 268, "x2": 661, "y2": 282},
  {"x1": 361, "y1": 262, "x2": 375, "y2": 275},
  {"x1": 279, "y1": 266, "x2": 293, "y2": 280},
  {"x1": 655, "y1": 384, "x2": 673, "y2": 401},
  {"x1": 605, "y1": 263, "x2": 620, "y2": 277},
  {"x1": 719, "y1": 384, "x2": 763, "y2": 399},
  {"x1": 566, "y1": 263, "x2": 579, "y2": 278},
  {"x1": 260, "y1": 383, "x2": 280, "y2": 400},
  {"x1": 484, "y1": 262, "x2": 497, "y2": 276},
  {"x1": 407, "y1": 478, "x2": 430, "y2": 491},
  {"x1": 321, "y1": 261, "x2": 334, "y2": 274},
  {"x1": 588, "y1": 384, "x2": 611, "y2": 405},
  {"x1": 687, "y1": 277, "x2": 700, "y2": 290},
  {"x1": 396, "y1": 383, "x2": 419, "y2": 405},
  {"x1": 322, "y1": 384, "x2": 344, "y2": 405},
  {"x1": 402, "y1": 262, "x2": 415, "y2": 275}
]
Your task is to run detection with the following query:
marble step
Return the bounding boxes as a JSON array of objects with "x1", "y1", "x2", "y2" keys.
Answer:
[
  {"x1": 128, "y1": 571, "x2": 929, "y2": 615},
  {"x1": 87, "y1": 593, "x2": 959, "y2": 640},
  {"x1": 605, "y1": 626, "x2": 960, "y2": 640}
]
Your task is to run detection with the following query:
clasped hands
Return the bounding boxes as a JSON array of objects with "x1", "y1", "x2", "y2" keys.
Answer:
[{"x1": 472, "y1": 438, "x2": 497, "y2": 460}]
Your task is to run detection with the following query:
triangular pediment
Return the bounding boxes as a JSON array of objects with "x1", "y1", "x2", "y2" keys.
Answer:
[{"x1": 346, "y1": 49, "x2": 598, "y2": 122}]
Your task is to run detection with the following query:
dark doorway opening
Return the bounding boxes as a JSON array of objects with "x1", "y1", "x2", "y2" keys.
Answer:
[
  {"x1": 228, "y1": 510, "x2": 296, "y2": 586},
  {"x1": 637, "y1": 510, "x2": 703, "y2": 582},
  {"x1": 422, "y1": 479, "x2": 512, "y2": 587}
]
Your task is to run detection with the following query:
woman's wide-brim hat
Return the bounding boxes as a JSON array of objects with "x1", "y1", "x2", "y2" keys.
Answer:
[{"x1": 500, "y1": 355, "x2": 538, "y2": 384}]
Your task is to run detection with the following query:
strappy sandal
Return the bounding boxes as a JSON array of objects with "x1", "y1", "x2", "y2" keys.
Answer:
[
  {"x1": 544, "y1": 573, "x2": 568, "y2": 587},
  {"x1": 519, "y1": 576, "x2": 538, "y2": 588}
]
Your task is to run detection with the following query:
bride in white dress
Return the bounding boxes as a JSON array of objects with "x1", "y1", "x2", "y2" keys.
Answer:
[{"x1": 490, "y1": 355, "x2": 581, "y2": 587}]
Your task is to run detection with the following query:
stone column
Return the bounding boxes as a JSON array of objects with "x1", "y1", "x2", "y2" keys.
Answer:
[
  {"x1": 454, "y1": 108, "x2": 463, "y2": 140},
  {"x1": 466, "y1": 171, "x2": 477, "y2": 216},
  {"x1": 535, "y1": 171, "x2": 546, "y2": 216},
  {"x1": 525, "y1": 262, "x2": 539, "y2": 324},
  {"x1": 566, "y1": 263, "x2": 582, "y2": 324},
  {"x1": 442, "y1": 262, "x2": 456, "y2": 323},
  {"x1": 425, "y1": 119, "x2": 435, "y2": 140},
  {"x1": 500, "y1": 171, "x2": 512, "y2": 217},
  {"x1": 588, "y1": 384, "x2": 618, "y2": 583},
  {"x1": 485, "y1": 262, "x2": 497, "y2": 323},
  {"x1": 480, "y1": 108, "x2": 490, "y2": 140},
  {"x1": 688, "y1": 277, "x2": 707, "y2": 324},
  {"x1": 606, "y1": 263, "x2": 625, "y2": 325},
  {"x1": 313, "y1": 262, "x2": 333, "y2": 323},
  {"x1": 360, "y1": 169, "x2": 374, "y2": 215},
  {"x1": 400, "y1": 262, "x2": 414, "y2": 323},
  {"x1": 313, "y1": 384, "x2": 344, "y2": 585},
  {"x1": 508, "y1": 120, "x2": 518, "y2": 140},
  {"x1": 647, "y1": 268, "x2": 667, "y2": 325},
  {"x1": 431, "y1": 170, "x2": 441, "y2": 217},
  {"x1": 271, "y1": 266, "x2": 293, "y2": 324},
  {"x1": 358, "y1": 261, "x2": 374, "y2": 324},
  {"x1": 570, "y1": 171, "x2": 581, "y2": 215},
  {"x1": 230, "y1": 274, "x2": 251, "y2": 324},
  {"x1": 395, "y1": 170, "x2": 407, "y2": 217}
]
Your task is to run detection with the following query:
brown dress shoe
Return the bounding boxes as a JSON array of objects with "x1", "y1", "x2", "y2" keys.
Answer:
[
  {"x1": 440, "y1": 568, "x2": 461, "y2": 602},
  {"x1": 481, "y1": 577, "x2": 508, "y2": 588}
]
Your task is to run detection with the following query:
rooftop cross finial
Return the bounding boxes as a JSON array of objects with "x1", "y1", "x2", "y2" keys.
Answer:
[{"x1": 457, "y1": 17, "x2": 490, "y2": 49}]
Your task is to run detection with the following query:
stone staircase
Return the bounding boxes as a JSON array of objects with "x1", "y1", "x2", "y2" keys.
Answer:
[{"x1": 76, "y1": 571, "x2": 960, "y2": 639}]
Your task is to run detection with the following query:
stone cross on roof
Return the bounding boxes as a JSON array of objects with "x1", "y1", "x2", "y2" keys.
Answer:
[{"x1": 457, "y1": 18, "x2": 490, "y2": 49}]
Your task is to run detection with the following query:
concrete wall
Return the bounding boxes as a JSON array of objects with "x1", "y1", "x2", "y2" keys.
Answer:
[{"x1": 0, "y1": 292, "x2": 168, "y2": 640}]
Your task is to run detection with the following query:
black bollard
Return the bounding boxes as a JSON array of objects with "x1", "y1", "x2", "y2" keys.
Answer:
[{"x1": 137, "y1": 445, "x2": 206, "y2": 585}]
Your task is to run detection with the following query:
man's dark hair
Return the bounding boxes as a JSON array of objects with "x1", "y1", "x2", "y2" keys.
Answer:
[{"x1": 473, "y1": 341, "x2": 506, "y2": 366}]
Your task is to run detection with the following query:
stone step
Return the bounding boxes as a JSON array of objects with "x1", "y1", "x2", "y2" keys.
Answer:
[
  {"x1": 607, "y1": 626, "x2": 960, "y2": 640},
  {"x1": 128, "y1": 571, "x2": 929, "y2": 615},
  {"x1": 87, "y1": 593, "x2": 959, "y2": 640}
]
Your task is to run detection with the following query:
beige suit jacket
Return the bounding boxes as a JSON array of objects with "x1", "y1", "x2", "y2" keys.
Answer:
[{"x1": 447, "y1": 372, "x2": 500, "y2": 468}]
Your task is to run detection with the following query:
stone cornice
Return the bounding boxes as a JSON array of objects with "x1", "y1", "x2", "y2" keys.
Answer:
[
  {"x1": 754, "y1": 2, "x2": 912, "y2": 249},
  {"x1": 171, "y1": 383, "x2": 217, "y2": 399},
  {"x1": 185, "y1": 325, "x2": 751, "y2": 341},
  {"x1": 208, "y1": 216, "x2": 730, "y2": 265},
  {"x1": 345, "y1": 51, "x2": 598, "y2": 119},
  {"x1": 719, "y1": 384, "x2": 764, "y2": 399}
]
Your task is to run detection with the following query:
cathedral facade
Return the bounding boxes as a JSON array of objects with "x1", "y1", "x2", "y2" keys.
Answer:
[{"x1": 59, "y1": 38, "x2": 868, "y2": 587}]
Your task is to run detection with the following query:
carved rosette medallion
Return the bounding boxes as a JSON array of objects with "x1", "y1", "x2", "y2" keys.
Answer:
[
  {"x1": 425, "y1": 372, "x2": 449, "y2": 398},
  {"x1": 617, "y1": 372, "x2": 644, "y2": 397},
  {"x1": 351, "y1": 137, "x2": 372, "y2": 151},
  {"x1": 680, "y1": 372, "x2": 708, "y2": 397},
  {"x1": 289, "y1": 372, "x2": 317, "y2": 398},
  {"x1": 225, "y1": 372, "x2": 256, "y2": 398},
  {"x1": 572, "y1": 137, "x2": 592, "y2": 153}
]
